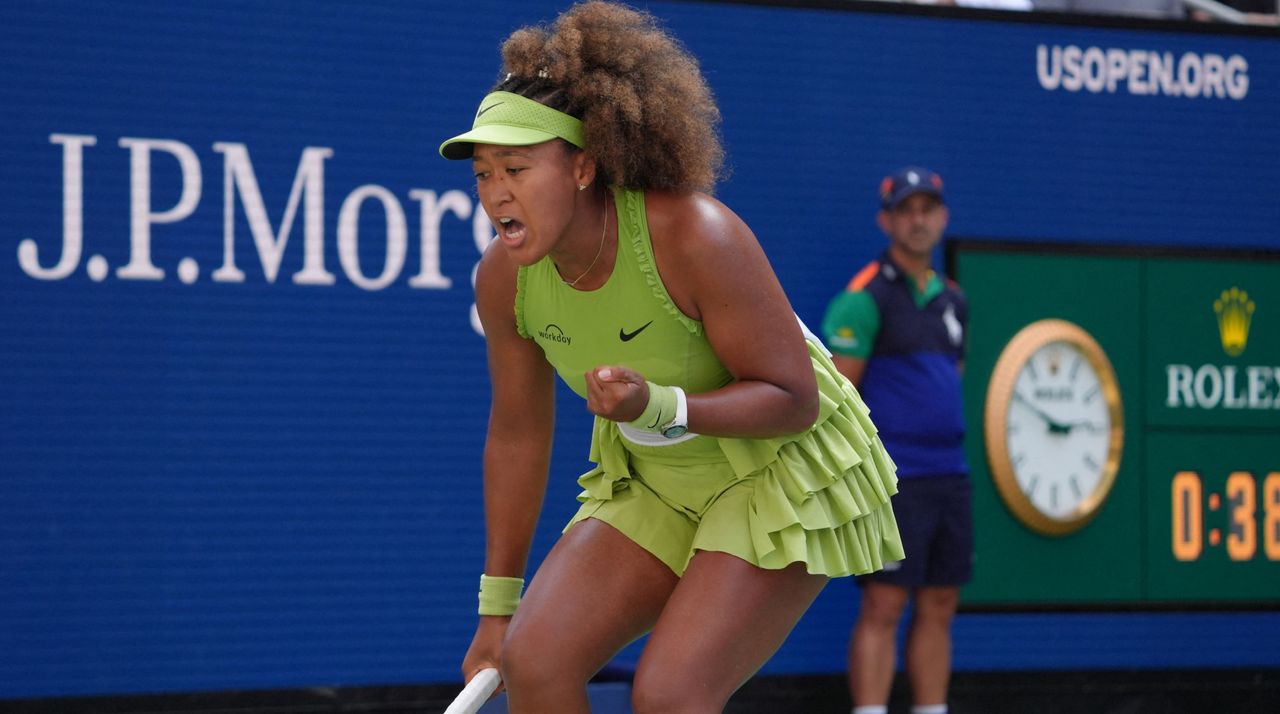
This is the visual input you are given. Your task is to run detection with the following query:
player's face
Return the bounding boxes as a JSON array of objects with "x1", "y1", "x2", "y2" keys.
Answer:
[
  {"x1": 878, "y1": 193, "x2": 949, "y2": 258},
  {"x1": 472, "y1": 140, "x2": 584, "y2": 265}
]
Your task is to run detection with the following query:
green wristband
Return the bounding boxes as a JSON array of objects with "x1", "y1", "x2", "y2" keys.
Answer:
[
  {"x1": 629, "y1": 381, "x2": 677, "y2": 433},
  {"x1": 478, "y1": 574, "x2": 524, "y2": 616}
]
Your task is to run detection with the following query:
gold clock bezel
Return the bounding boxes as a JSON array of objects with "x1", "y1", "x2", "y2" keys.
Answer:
[{"x1": 983, "y1": 318, "x2": 1124, "y2": 536}]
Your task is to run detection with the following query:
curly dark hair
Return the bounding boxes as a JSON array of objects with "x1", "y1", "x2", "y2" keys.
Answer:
[{"x1": 493, "y1": 1, "x2": 724, "y2": 193}]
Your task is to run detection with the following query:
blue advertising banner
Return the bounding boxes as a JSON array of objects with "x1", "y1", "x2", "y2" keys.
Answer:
[{"x1": 2, "y1": 0, "x2": 1278, "y2": 700}]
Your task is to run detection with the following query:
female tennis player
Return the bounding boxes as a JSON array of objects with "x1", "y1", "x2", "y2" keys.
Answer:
[{"x1": 439, "y1": 3, "x2": 903, "y2": 711}]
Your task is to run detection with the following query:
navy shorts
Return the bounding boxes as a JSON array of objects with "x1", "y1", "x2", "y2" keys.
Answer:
[{"x1": 863, "y1": 474, "x2": 973, "y2": 588}]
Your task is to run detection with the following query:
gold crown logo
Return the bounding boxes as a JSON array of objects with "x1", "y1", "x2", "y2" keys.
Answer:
[{"x1": 1214, "y1": 287, "x2": 1255, "y2": 357}]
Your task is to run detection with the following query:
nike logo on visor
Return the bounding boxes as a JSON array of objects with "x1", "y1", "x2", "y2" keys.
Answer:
[
  {"x1": 476, "y1": 102, "x2": 504, "y2": 118},
  {"x1": 619, "y1": 321, "x2": 653, "y2": 342}
]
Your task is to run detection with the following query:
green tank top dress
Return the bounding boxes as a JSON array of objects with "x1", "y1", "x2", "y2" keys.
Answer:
[{"x1": 515, "y1": 187, "x2": 903, "y2": 577}]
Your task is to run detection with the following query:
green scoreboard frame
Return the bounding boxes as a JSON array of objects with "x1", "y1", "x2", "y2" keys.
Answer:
[{"x1": 950, "y1": 241, "x2": 1280, "y2": 607}]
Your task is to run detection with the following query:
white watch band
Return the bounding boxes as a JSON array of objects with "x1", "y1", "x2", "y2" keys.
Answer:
[{"x1": 665, "y1": 386, "x2": 688, "y2": 432}]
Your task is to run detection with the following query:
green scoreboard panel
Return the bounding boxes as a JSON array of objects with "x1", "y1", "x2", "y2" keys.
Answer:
[
  {"x1": 954, "y1": 244, "x2": 1280, "y2": 606},
  {"x1": 1147, "y1": 433, "x2": 1279, "y2": 601}
]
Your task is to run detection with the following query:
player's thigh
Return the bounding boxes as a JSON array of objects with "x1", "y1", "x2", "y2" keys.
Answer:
[
  {"x1": 504, "y1": 517, "x2": 679, "y2": 679},
  {"x1": 632, "y1": 551, "x2": 827, "y2": 707}
]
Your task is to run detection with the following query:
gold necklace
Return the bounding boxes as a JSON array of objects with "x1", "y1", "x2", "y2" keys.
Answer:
[{"x1": 562, "y1": 197, "x2": 608, "y2": 288}]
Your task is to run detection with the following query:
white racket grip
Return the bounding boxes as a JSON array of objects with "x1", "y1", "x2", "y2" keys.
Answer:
[{"x1": 444, "y1": 667, "x2": 501, "y2": 714}]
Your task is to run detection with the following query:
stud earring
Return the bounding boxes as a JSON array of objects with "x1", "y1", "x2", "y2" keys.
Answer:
[{"x1": 578, "y1": 184, "x2": 587, "y2": 191}]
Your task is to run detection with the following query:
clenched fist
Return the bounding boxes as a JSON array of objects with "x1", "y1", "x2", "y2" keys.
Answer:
[{"x1": 584, "y1": 365, "x2": 649, "y2": 423}]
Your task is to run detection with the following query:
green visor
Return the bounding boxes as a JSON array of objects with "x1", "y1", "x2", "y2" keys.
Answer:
[{"x1": 439, "y1": 91, "x2": 587, "y2": 160}]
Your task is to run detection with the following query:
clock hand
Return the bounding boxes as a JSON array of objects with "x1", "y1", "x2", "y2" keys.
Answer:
[
  {"x1": 1065, "y1": 420, "x2": 1107, "y2": 434},
  {"x1": 1012, "y1": 391, "x2": 1072, "y2": 434}
]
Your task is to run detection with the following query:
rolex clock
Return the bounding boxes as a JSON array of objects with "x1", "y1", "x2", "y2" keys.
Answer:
[{"x1": 984, "y1": 319, "x2": 1124, "y2": 536}]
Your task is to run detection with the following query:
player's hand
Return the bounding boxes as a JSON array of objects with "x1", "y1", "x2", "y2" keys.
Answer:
[
  {"x1": 584, "y1": 365, "x2": 648, "y2": 423},
  {"x1": 460, "y1": 616, "x2": 508, "y2": 695}
]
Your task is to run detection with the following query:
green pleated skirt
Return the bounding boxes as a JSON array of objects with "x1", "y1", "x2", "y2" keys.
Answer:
[{"x1": 565, "y1": 340, "x2": 904, "y2": 577}]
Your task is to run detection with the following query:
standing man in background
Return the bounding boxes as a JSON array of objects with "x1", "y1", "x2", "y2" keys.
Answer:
[{"x1": 821, "y1": 167, "x2": 971, "y2": 714}]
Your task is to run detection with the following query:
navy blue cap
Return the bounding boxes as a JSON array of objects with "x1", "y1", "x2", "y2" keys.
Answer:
[{"x1": 879, "y1": 166, "x2": 945, "y2": 209}]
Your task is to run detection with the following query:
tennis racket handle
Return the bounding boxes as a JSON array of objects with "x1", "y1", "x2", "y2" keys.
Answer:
[{"x1": 444, "y1": 667, "x2": 501, "y2": 714}]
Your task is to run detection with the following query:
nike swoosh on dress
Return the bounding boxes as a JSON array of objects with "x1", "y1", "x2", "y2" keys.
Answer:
[{"x1": 619, "y1": 321, "x2": 653, "y2": 342}]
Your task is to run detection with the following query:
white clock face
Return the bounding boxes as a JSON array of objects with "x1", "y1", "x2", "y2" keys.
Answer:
[{"x1": 1005, "y1": 340, "x2": 1112, "y2": 521}]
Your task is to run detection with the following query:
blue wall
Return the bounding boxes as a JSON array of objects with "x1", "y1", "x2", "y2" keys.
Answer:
[{"x1": 2, "y1": 0, "x2": 1277, "y2": 700}]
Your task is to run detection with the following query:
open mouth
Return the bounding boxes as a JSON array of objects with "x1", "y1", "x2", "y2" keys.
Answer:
[{"x1": 497, "y1": 216, "x2": 527, "y2": 244}]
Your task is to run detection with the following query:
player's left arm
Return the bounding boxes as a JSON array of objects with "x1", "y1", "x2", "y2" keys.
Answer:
[{"x1": 639, "y1": 191, "x2": 819, "y2": 438}]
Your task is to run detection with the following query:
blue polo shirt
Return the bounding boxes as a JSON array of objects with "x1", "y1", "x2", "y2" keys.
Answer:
[{"x1": 821, "y1": 252, "x2": 968, "y2": 479}]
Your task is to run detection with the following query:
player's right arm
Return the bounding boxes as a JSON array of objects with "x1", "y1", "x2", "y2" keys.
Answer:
[{"x1": 461, "y1": 239, "x2": 556, "y2": 679}]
